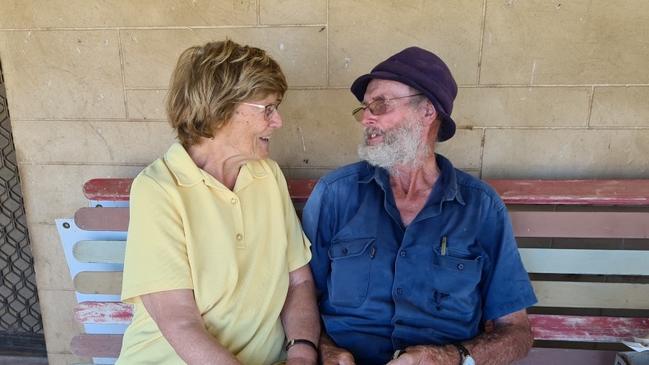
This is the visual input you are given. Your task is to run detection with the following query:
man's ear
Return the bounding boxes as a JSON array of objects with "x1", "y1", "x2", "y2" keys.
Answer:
[{"x1": 421, "y1": 101, "x2": 437, "y2": 125}]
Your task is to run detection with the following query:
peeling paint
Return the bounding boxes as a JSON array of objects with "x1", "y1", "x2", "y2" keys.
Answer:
[
  {"x1": 530, "y1": 60, "x2": 537, "y2": 85},
  {"x1": 297, "y1": 126, "x2": 306, "y2": 152}
]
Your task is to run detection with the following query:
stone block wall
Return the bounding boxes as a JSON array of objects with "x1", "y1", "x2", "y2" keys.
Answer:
[{"x1": 1, "y1": 1, "x2": 648, "y2": 363}]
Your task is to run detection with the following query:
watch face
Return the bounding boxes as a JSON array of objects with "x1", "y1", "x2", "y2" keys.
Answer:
[{"x1": 463, "y1": 356, "x2": 476, "y2": 365}]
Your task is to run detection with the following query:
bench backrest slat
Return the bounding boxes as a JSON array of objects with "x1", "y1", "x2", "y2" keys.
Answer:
[
  {"x1": 84, "y1": 178, "x2": 649, "y2": 206},
  {"x1": 74, "y1": 272, "x2": 122, "y2": 295},
  {"x1": 71, "y1": 272, "x2": 649, "y2": 309},
  {"x1": 73, "y1": 301, "x2": 649, "y2": 344},
  {"x1": 510, "y1": 211, "x2": 649, "y2": 238},
  {"x1": 520, "y1": 248, "x2": 649, "y2": 275},
  {"x1": 74, "y1": 207, "x2": 649, "y2": 239},
  {"x1": 533, "y1": 281, "x2": 649, "y2": 309},
  {"x1": 72, "y1": 242, "x2": 649, "y2": 277},
  {"x1": 528, "y1": 314, "x2": 649, "y2": 342},
  {"x1": 75, "y1": 207, "x2": 129, "y2": 232},
  {"x1": 74, "y1": 241, "x2": 126, "y2": 264}
]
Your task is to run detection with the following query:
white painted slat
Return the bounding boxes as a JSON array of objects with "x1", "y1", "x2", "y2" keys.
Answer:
[
  {"x1": 533, "y1": 281, "x2": 649, "y2": 309},
  {"x1": 73, "y1": 241, "x2": 125, "y2": 264},
  {"x1": 521, "y1": 248, "x2": 649, "y2": 275}
]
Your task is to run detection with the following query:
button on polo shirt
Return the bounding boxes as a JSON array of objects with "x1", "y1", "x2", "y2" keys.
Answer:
[{"x1": 118, "y1": 143, "x2": 312, "y2": 365}]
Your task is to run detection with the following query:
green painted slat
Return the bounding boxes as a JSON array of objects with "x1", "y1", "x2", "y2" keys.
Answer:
[
  {"x1": 533, "y1": 281, "x2": 649, "y2": 309},
  {"x1": 74, "y1": 272, "x2": 122, "y2": 295},
  {"x1": 520, "y1": 248, "x2": 649, "y2": 275},
  {"x1": 73, "y1": 240, "x2": 126, "y2": 264}
]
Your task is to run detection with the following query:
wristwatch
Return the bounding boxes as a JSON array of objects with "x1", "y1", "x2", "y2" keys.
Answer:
[{"x1": 453, "y1": 343, "x2": 475, "y2": 365}]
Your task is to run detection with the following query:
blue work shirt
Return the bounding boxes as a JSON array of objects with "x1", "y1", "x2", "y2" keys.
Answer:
[{"x1": 302, "y1": 155, "x2": 537, "y2": 365}]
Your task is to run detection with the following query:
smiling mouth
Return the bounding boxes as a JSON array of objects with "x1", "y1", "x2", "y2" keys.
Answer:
[
  {"x1": 365, "y1": 128, "x2": 385, "y2": 144},
  {"x1": 259, "y1": 136, "x2": 270, "y2": 142}
]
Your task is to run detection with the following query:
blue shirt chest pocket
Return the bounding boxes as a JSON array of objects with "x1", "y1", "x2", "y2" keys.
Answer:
[
  {"x1": 327, "y1": 238, "x2": 376, "y2": 308},
  {"x1": 430, "y1": 251, "x2": 484, "y2": 318}
]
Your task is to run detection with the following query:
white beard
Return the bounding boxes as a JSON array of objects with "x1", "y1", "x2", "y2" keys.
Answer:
[{"x1": 357, "y1": 118, "x2": 429, "y2": 173}]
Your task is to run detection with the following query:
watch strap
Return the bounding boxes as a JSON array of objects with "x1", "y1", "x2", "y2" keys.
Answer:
[
  {"x1": 285, "y1": 338, "x2": 318, "y2": 352},
  {"x1": 453, "y1": 343, "x2": 471, "y2": 364}
]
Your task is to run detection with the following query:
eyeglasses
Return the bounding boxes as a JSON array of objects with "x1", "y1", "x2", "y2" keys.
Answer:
[
  {"x1": 352, "y1": 93, "x2": 423, "y2": 122},
  {"x1": 241, "y1": 102, "x2": 280, "y2": 121}
]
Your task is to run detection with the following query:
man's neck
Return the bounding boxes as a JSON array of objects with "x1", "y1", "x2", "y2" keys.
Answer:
[
  {"x1": 389, "y1": 154, "x2": 440, "y2": 197},
  {"x1": 388, "y1": 154, "x2": 439, "y2": 226}
]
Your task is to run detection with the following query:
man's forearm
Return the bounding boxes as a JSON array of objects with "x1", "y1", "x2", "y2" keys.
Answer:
[
  {"x1": 387, "y1": 310, "x2": 533, "y2": 365},
  {"x1": 464, "y1": 311, "x2": 533, "y2": 365}
]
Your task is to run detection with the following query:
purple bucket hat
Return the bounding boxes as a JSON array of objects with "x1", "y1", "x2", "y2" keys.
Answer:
[{"x1": 350, "y1": 47, "x2": 458, "y2": 141}]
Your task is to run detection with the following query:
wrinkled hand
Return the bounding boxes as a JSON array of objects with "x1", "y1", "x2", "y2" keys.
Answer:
[
  {"x1": 385, "y1": 345, "x2": 457, "y2": 365},
  {"x1": 320, "y1": 342, "x2": 356, "y2": 365},
  {"x1": 285, "y1": 357, "x2": 316, "y2": 365}
]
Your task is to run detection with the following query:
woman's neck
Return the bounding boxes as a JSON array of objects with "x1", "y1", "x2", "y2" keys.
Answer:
[{"x1": 187, "y1": 135, "x2": 251, "y2": 190}]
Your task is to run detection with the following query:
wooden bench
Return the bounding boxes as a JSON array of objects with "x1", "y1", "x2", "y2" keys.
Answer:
[{"x1": 56, "y1": 178, "x2": 649, "y2": 365}]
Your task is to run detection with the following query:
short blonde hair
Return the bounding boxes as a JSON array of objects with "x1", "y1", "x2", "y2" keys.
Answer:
[{"x1": 167, "y1": 40, "x2": 287, "y2": 147}]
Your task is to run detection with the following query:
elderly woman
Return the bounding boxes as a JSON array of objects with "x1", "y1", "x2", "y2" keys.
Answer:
[{"x1": 115, "y1": 40, "x2": 319, "y2": 365}]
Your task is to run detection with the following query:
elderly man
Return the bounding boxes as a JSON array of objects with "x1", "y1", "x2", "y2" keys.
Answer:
[{"x1": 302, "y1": 47, "x2": 537, "y2": 365}]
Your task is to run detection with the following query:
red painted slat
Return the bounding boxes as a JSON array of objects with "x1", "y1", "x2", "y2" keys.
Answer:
[
  {"x1": 82, "y1": 178, "x2": 319, "y2": 202},
  {"x1": 71, "y1": 334, "x2": 122, "y2": 357},
  {"x1": 83, "y1": 178, "x2": 133, "y2": 201},
  {"x1": 83, "y1": 178, "x2": 649, "y2": 205},
  {"x1": 74, "y1": 301, "x2": 649, "y2": 344},
  {"x1": 75, "y1": 301, "x2": 132, "y2": 324},
  {"x1": 74, "y1": 207, "x2": 129, "y2": 231},
  {"x1": 287, "y1": 179, "x2": 317, "y2": 203},
  {"x1": 529, "y1": 314, "x2": 649, "y2": 342},
  {"x1": 489, "y1": 179, "x2": 649, "y2": 206},
  {"x1": 510, "y1": 211, "x2": 649, "y2": 238},
  {"x1": 513, "y1": 348, "x2": 616, "y2": 365}
]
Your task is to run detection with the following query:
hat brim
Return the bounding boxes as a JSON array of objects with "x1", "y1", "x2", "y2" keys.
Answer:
[{"x1": 351, "y1": 71, "x2": 456, "y2": 142}]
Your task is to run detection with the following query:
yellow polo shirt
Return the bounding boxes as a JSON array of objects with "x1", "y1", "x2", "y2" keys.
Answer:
[{"x1": 116, "y1": 143, "x2": 311, "y2": 365}]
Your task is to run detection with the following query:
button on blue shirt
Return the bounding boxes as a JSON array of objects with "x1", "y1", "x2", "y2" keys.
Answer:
[{"x1": 302, "y1": 155, "x2": 537, "y2": 365}]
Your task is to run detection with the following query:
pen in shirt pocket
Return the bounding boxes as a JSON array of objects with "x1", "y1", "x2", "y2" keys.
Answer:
[{"x1": 440, "y1": 236, "x2": 447, "y2": 256}]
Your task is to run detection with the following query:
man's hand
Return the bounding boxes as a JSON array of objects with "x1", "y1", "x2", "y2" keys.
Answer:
[
  {"x1": 385, "y1": 345, "x2": 458, "y2": 365},
  {"x1": 320, "y1": 341, "x2": 356, "y2": 365},
  {"x1": 285, "y1": 356, "x2": 317, "y2": 365}
]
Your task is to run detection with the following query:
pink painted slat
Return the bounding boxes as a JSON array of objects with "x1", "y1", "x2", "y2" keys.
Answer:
[
  {"x1": 511, "y1": 211, "x2": 649, "y2": 238},
  {"x1": 513, "y1": 348, "x2": 617, "y2": 365},
  {"x1": 529, "y1": 314, "x2": 649, "y2": 342},
  {"x1": 489, "y1": 179, "x2": 649, "y2": 206},
  {"x1": 73, "y1": 207, "x2": 649, "y2": 238},
  {"x1": 83, "y1": 178, "x2": 133, "y2": 201},
  {"x1": 74, "y1": 207, "x2": 129, "y2": 231},
  {"x1": 75, "y1": 301, "x2": 132, "y2": 324},
  {"x1": 84, "y1": 178, "x2": 649, "y2": 206},
  {"x1": 71, "y1": 334, "x2": 122, "y2": 357}
]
